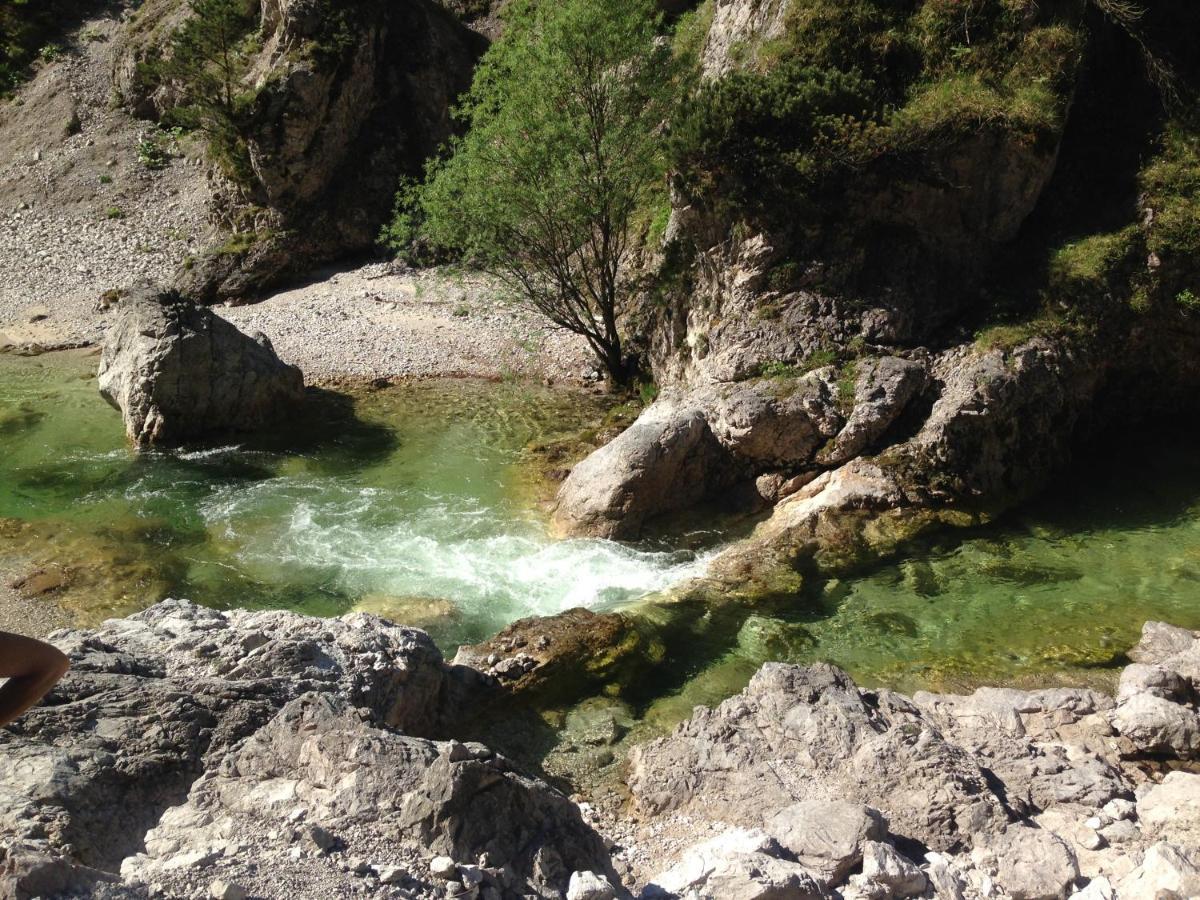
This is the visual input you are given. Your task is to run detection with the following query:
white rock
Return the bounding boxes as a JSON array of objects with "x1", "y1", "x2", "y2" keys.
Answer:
[
  {"x1": 1136, "y1": 771, "x2": 1200, "y2": 844},
  {"x1": 566, "y1": 869, "x2": 616, "y2": 900},
  {"x1": 377, "y1": 865, "x2": 404, "y2": 885},
  {"x1": 209, "y1": 880, "x2": 246, "y2": 900},
  {"x1": 1117, "y1": 842, "x2": 1200, "y2": 900},
  {"x1": 860, "y1": 842, "x2": 926, "y2": 898},
  {"x1": 1070, "y1": 875, "x2": 1114, "y2": 899},
  {"x1": 1078, "y1": 829, "x2": 1106, "y2": 851},
  {"x1": 430, "y1": 856, "x2": 459, "y2": 881},
  {"x1": 1099, "y1": 798, "x2": 1135, "y2": 821}
]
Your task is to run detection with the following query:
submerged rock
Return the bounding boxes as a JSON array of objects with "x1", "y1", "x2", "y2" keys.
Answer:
[
  {"x1": 454, "y1": 607, "x2": 655, "y2": 703},
  {"x1": 98, "y1": 286, "x2": 304, "y2": 447}
]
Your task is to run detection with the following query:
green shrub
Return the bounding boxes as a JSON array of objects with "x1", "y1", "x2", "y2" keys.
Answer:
[
  {"x1": 105, "y1": 206, "x2": 124, "y2": 219},
  {"x1": 670, "y1": 61, "x2": 876, "y2": 207},
  {"x1": 1047, "y1": 227, "x2": 1138, "y2": 293},
  {"x1": 1140, "y1": 123, "x2": 1200, "y2": 263}
]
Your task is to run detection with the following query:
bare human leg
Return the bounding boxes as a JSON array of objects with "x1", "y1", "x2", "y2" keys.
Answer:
[{"x1": 0, "y1": 631, "x2": 69, "y2": 727}]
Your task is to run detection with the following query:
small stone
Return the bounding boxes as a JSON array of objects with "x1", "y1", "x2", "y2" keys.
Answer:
[
  {"x1": 861, "y1": 842, "x2": 926, "y2": 898},
  {"x1": 377, "y1": 865, "x2": 404, "y2": 885},
  {"x1": 1100, "y1": 798, "x2": 1136, "y2": 822},
  {"x1": 209, "y1": 880, "x2": 246, "y2": 900},
  {"x1": 458, "y1": 863, "x2": 485, "y2": 887},
  {"x1": 305, "y1": 824, "x2": 337, "y2": 853},
  {"x1": 1098, "y1": 819, "x2": 1140, "y2": 845},
  {"x1": 429, "y1": 856, "x2": 458, "y2": 881},
  {"x1": 1079, "y1": 829, "x2": 1106, "y2": 851},
  {"x1": 1083, "y1": 816, "x2": 1105, "y2": 831},
  {"x1": 447, "y1": 740, "x2": 470, "y2": 762},
  {"x1": 566, "y1": 869, "x2": 616, "y2": 900}
]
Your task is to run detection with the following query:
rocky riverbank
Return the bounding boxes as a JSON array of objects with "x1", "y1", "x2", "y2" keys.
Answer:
[{"x1": 3, "y1": 601, "x2": 1198, "y2": 899}]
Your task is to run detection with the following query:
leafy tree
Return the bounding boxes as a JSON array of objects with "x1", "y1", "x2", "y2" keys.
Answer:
[
  {"x1": 393, "y1": 0, "x2": 674, "y2": 385},
  {"x1": 153, "y1": 0, "x2": 257, "y2": 180}
]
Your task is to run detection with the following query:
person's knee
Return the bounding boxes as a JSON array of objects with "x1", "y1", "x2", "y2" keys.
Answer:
[{"x1": 46, "y1": 648, "x2": 69, "y2": 682}]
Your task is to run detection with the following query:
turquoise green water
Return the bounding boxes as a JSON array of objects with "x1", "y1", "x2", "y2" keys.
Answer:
[
  {"x1": 0, "y1": 352, "x2": 708, "y2": 645},
  {"x1": 3, "y1": 352, "x2": 1200, "y2": 701},
  {"x1": 639, "y1": 442, "x2": 1200, "y2": 725}
]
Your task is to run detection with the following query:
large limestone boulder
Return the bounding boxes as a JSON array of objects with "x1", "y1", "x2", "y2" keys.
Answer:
[
  {"x1": 626, "y1": 663, "x2": 1009, "y2": 853},
  {"x1": 98, "y1": 286, "x2": 305, "y2": 447},
  {"x1": 643, "y1": 827, "x2": 825, "y2": 900},
  {"x1": 552, "y1": 398, "x2": 729, "y2": 540},
  {"x1": 553, "y1": 356, "x2": 927, "y2": 540},
  {"x1": 122, "y1": 693, "x2": 617, "y2": 899},
  {"x1": 765, "y1": 801, "x2": 886, "y2": 885},
  {"x1": 0, "y1": 600, "x2": 616, "y2": 900}
]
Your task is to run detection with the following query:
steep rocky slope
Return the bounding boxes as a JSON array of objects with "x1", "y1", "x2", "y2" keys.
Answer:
[
  {"x1": 112, "y1": 0, "x2": 484, "y2": 300},
  {"x1": 553, "y1": 0, "x2": 1200, "y2": 593}
]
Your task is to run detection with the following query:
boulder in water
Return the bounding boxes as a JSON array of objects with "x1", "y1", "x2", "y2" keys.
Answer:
[{"x1": 98, "y1": 286, "x2": 304, "y2": 447}]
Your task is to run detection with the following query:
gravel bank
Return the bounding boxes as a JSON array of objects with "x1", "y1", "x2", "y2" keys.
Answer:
[
  {"x1": 0, "y1": 8, "x2": 209, "y2": 352},
  {"x1": 219, "y1": 262, "x2": 595, "y2": 384}
]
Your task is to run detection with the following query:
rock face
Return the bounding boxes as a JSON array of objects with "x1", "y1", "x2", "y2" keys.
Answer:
[
  {"x1": 114, "y1": 0, "x2": 484, "y2": 300},
  {"x1": 554, "y1": 356, "x2": 930, "y2": 541},
  {"x1": 0, "y1": 600, "x2": 615, "y2": 900},
  {"x1": 98, "y1": 286, "x2": 305, "y2": 446},
  {"x1": 629, "y1": 625, "x2": 1200, "y2": 900}
]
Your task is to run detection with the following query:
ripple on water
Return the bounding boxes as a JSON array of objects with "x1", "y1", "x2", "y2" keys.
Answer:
[{"x1": 0, "y1": 353, "x2": 709, "y2": 642}]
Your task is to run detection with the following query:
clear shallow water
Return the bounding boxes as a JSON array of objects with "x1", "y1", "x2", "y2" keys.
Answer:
[
  {"x1": 639, "y1": 440, "x2": 1200, "y2": 726},
  {"x1": 3, "y1": 352, "x2": 1200, "y2": 701},
  {"x1": 0, "y1": 352, "x2": 708, "y2": 645}
]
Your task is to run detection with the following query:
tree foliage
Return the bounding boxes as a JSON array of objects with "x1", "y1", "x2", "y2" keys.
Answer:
[
  {"x1": 151, "y1": 0, "x2": 257, "y2": 182},
  {"x1": 391, "y1": 0, "x2": 675, "y2": 384}
]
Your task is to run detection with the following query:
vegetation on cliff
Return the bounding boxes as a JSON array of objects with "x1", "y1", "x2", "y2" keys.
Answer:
[{"x1": 384, "y1": 0, "x2": 675, "y2": 384}]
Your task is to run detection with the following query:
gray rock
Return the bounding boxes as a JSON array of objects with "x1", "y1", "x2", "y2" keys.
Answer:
[
  {"x1": 703, "y1": 374, "x2": 841, "y2": 467},
  {"x1": 209, "y1": 879, "x2": 246, "y2": 900},
  {"x1": 971, "y1": 825, "x2": 1080, "y2": 900},
  {"x1": 567, "y1": 869, "x2": 616, "y2": 900},
  {"x1": 1069, "y1": 876, "x2": 1114, "y2": 899},
  {"x1": 644, "y1": 828, "x2": 823, "y2": 900},
  {"x1": 430, "y1": 857, "x2": 458, "y2": 881},
  {"x1": 552, "y1": 398, "x2": 728, "y2": 539},
  {"x1": 1110, "y1": 693, "x2": 1200, "y2": 756},
  {"x1": 824, "y1": 356, "x2": 927, "y2": 465},
  {"x1": 860, "y1": 841, "x2": 926, "y2": 897},
  {"x1": 1128, "y1": 622, "x2": 1198, "y2": 667},
  {"x1": 765, "y1": 800, "x2": 886, "y2": 885},
  {"x1": 125, "y1": 692, "x2": 617, "y2": 898},
  {"x1": 1136, "y1": 771, "x2": 1200, "y2": 846},
  {"x1": 1117, "y1": 663, "x2": 1191, "y2": 703},
  {"x1": 628, "y1": 664, "x2": 1008, "y2": 853},
  {"x1": 1116, "y1": 842, "x2": 1200, "y2": 900},
  {"x1": 0, "y1": 599, "x2": 615, "y2": 900},
  {"x1": 98, "y1": 286, "x2": 304, "y2": 446}
]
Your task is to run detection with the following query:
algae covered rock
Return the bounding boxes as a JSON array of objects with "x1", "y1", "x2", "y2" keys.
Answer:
[
  {"x1": 98, "y1": 285, "x2": 304, "y2": 447},
  {"x1": 453, "y1": 607, "x2": 656, "y2": 703}
]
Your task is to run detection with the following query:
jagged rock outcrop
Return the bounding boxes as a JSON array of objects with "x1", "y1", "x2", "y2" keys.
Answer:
[
  {"x1": 98, "y1": 285, "x2": 305, "y2": 446},
  {"x1": 629, "y1": 620, "x2": 1200, "y2": 900},
  {"x1": 554, "y1": 355, "x2": 929, "y2": 541},
  {"x1": 114, "y1": 0, "x2": 484, "y2": 300},
  {"x1": 0, "y1": 600, "x2": 616, "y2": 900}
]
